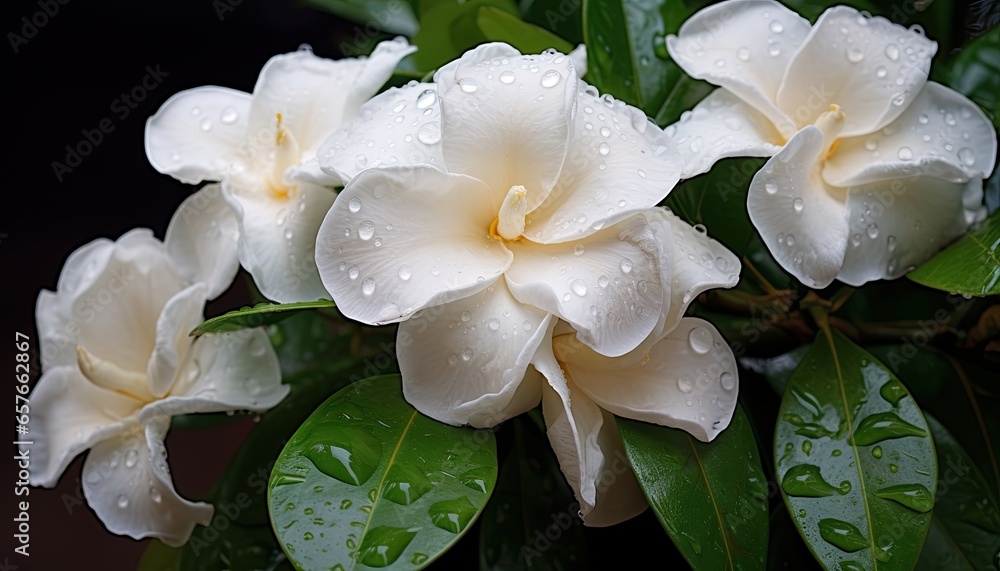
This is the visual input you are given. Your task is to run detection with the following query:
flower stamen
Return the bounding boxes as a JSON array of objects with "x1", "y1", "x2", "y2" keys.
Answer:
[
  {"x1": 815, "y1": 104, "x2": 846, "y2": 160},
  {"x1": 268, "y1": 112, "x2": 300, "y2": 200},
  {"x1": 495, "y1": 185, "x2": 528, "y2": 241}
]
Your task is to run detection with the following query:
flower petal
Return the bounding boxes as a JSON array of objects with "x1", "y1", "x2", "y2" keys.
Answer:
[
  {"x1": 36, "y1": 239, "x2": 115, "y2": 370},
  {"x1": 224, "y1": 180, "x2": 336, "y2": 303},
  {"x1": 82, "y1": 416, "x2": 213, "y2": 547},
  {"x1": 569, "y1": 44, "x2": 587, "y2": 78},
  {"x1": 667, "y1": 0, "x2": 809, "y2": 135},
  {"x1": 837, "y1": 177, "x2": 983, "y2": 285},
  {"x1": 73, "y1": 230, "x2": 186, "y2": 375},
  {"x1": 667, "y1": 88, "x2": 784, "y2": 178},
  {"x1": 142, "y1": 329, "x2": 286, "y2": 419},
  {"x1": 534, "y1": 335, "x2": 603, "y2": 512},
  {"x1": 398, "y1": 281, "x2": 551, "y2": 427},
  {"x1": 247, "y1": 40, "x2": 415, "y2": 156},
  {"x1": 558, "y1": 318, "x2": 739, "y2": 442},
  {"x1": 776, "y1": 6, "x2": 935, "y2": 137},
  {"x1": 507, "y1": 214, "x2": 664, "y2": 357},
  {"x1": 318, "y1": 82, "x2": 445, "y2": 183},
  {"x1": 824, "y1": 82, "x2": 998, "y2": 187},
  {"x1": 580, "y1": 410, "x2": 648, "y2": 527},
  {"x1": 147, "y1": 283, "x2": 205, "y2": 399},
  {"x1": 28, "y1": 366, "x2": 140, "y2": 487},
  {"x1": 164, "y1": 184, "x2": 240, "y2": 300},
  {"x1": 748, "y1": 126, "x2": 849, "y2": 288},
  {"x1": 316, "y1": 166, "x2": 512, "y2": 325},
  {"x1": 144, "y1": 86, "x2": 252, "y2": 184},
  {"x1": 437, "y1": 43, "x2": 577, "y2": 210},
  {"x1": 653, "y1": 209, "x2": 741, "y2": 336},
  {"x1": 525, "y1": 89, "x2": 682, "y2": 243}
]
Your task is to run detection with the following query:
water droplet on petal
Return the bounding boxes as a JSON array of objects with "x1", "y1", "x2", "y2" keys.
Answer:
[
  {"x1": 459, "y1": 78, "x2": 478, "y2": 93},
  {"x1": 570, "y1": 279, "x2": 588, "y2": 296},
  {"x1": 793, "y1": 198, "x2": 804, "y2": 213},
  {"x1": 117, "y1": 495, "x2": 129, "y2": 509},
  {"x1": 677, "y1": 377, "x2": 694, "y2": 393},
  {"x1": 417, "y1": 89, "x2": 437, "y2": 109},
  {"x1": 598, "y1": 142, "x2": 610, "y2": 156},
  {"x1": 737, "y1": 47, "x2": 750, "y2": 61},
  {"x1": 846, "y1": 47, "x2": 864, "y2": 63},
  {"x1": 620, "y1": 258, "x2": 633, "y2": 274},
  {"x1": 499, "y1": 70, "x2": 515, "y2": 84},
  {"x1": 358, "y1": 221, "x2": 375, "y2": 240},
  {"x1": 770, "y1": 20, "x2": 784, "y2": 33},
  {"x1": 220, "y1": 106, "x2": 239, "y2": 124},
  {"x1": 688, "y1": 327, "x2": 712, "y2": 354},
  {"x1": 348, "y1": 197, "x2": 362, "y2": 213},
  {"x1": 958, "y1": 147, "x2": 976, "y2": 167},
  {"x1": 398, "y1": 265, "x2": 411, "y2": 281},
  {"x1": 540, "y1": 70, "x2": 562, "y2": 88},
  {"x1": 885, "y1": 44, "x2": 900, "y2": 61},
  {"x1": 361, "y1": 278, "x2": 376, "y2": 296},
  {"x1": 765, "y1": 182, "x2": 778, "y2": 194}
]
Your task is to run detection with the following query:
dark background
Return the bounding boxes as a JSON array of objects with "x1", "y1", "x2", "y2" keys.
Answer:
[{"x1": 0, "y1": 0, "x2": 377, "y2": 567}]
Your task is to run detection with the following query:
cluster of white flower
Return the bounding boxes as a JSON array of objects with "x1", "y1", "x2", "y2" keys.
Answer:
[{"x1": 29, "y1": 0, "x2": 995, "y2": 545}]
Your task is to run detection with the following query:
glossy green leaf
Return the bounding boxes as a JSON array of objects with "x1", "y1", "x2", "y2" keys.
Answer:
[
  {"x1": 582, "y1": 0, "x2": 677, "y2": 110},
  {"x1": 269, "y1": 375, "x2": 497, "y2": 570},
  {"x1": 945, "y1": 25, "x2": 999, "y2": 127},
  {"x1": 908, "y1": 210, "x2": 1000, "y2": 297},
  {"x1": 520, "y1": 0, "x2": 583, "y2": 45},
  {"x1": 618, "y1": 406, "x2": 769, "y2": 570},
  {"x1": 412, "y1": 0, "x2": 519, "y2": 70},
  {"x1": 475, "y1": 6, "x2": 574, "y2": 55},
  {"x1": 479, "y1": 417, "x2": 588, "y2": 571},
  {"x1": 653, "y1": 73, "x2": 714, "y2": 127},
  {"x1": 191, "y1": 300, "x2": 336, "y2": 336},
  {"x1": 768, "y1": 502, "x2": 823, "y2": 571},
  {"x1": 775, "y1": 327, "x2": 937, "y2": 570},
  {"x1": 304, "y1": 0, "x2": 419, "y2": 35},
  {"x1": 867, "y1": 346, "x2": 1000, "y2": 502},
  {"x1": 917, "y1": 416, "x2": 1000, "y2": 571}
]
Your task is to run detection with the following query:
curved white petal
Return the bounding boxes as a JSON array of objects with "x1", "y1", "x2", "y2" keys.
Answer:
[
  {"x1": 580, "y1": 410, "x2": 648, "y2": 527},
  {"x1": 667, "y1": 89, "x2": 784, "y2": 178},
  {"x1": 558, "y1": 318, "x2": 739, "y2": 442},
  {"x1": 667, "y1": 0, "x2": 809, "y2": 136},
  {"x1": 164, "y1": 184, "x2": 240, "y2": 300},
  {"x1": 526, "y1": 89, "x2": 682, "y2": 243},
  {"x1": 144, "y1": 86, "x2": 252, "y2": 184},
  {"x1": 73, "y1": 230, "x2": 186, "y2": 375},
  {"x1": 507, "y1": 214, "x2": 664, "y2": 357},
  {"x1": 147, "y1": 283, "x2": 205, "y2": 399},
  {"x1": 284, "y1": 157, "x2": 341, "y2": 187},
  {"x1": 27, "y1": 366, "x2": 140, "y2": 487},
  {"x1": 824, "y1": 82, "x2": 998, "y2": 187},
  {"x1": 777, "y1": 6, "x2": 935, "y2": 137},
  {"x1": 316, "y1": 166, "x2": 512, "y2": 325},
  {"x1": 224, "y1": 180, "x2": 336, "y2": 303},
  {"x1": 247, "y1": 40, "x2": 415, "y2": 156},
  {"x1": 82, "y1": 417, "x2": 213, "y2": 547},
  {"x1": 748, "y1": 126, "x2": 849, "y2": 288},
  {"x1": 398, "y1": 281, "x2": 551, "y2": 427},
  {"x1": 142, "y1": 329, "x2": 286, "y2": 420},
  {"x1": 438, "y1": 43, "x2": 577, "y2": 210},
  {"x1": 569, "y1": 44, "x2": 587, "y2": 78},
  {"x1": 837, "y1": 177, "x2": 982, "y2": 286},
  {"x1": 656, "y1": 210, "x2": 741, "y2": 335},
  {"x1": 37, "y1": 239, "x2": 115, "y2": 370},
  {"x1": 534, "y1": 333, "x2": 603, "y2": 512},
  {"x1": 318, "y1": 82, "x2": 445, "y2": 183}
]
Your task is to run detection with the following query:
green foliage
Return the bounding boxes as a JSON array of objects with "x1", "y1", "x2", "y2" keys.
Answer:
[
  {"x1": 268, "y1": 375, "x2": 497, "y2": 570},
  {"x1": 191, "y1": 300, "x2": 337, "y2": 336},
  {"x1": 775, "y1": 327, "x2": 937, "y2": 570},
  {"x1": 908, "y1": 210, "x2": 1000, "y2": 296},
  {"x1": 619, "y1": 407, "x2": 769, "y2": 570}
]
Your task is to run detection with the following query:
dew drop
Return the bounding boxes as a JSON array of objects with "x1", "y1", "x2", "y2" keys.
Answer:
[
  {"x1": 361, "y1": 278, "x2": 376, "y2": 296},
  {"x1": 117, "y1": 495, "x2": 129, "y2": 509},
  {"x1": 149, "y1": 487, "x2": 162, "y2": 503},
  {"x1": 620, "y1": 258, "x2": 633, "y2": 273},
  {"x1": 792, "y1": 197, "x2": 804, "y2": 213},
  {"x1": 875, "y1": 65, "x2": 888, "y2": 78},
  {"x1": 688, "y1": 327, "x2": 712, "y2": 354},
  {"x1": 459, "y1": 78, "x2": 478, "y2": 93},
  {"x1": 770, "y1": 20, "x2": 784, "y2": 33},
  {"x1": 885, "y1": 44, "x2": 900, "y2": 61},
  {"x1": 846, "y1": 47, "x2": 864, "y2": 63},
  {"x1": 200, "y1": 118, "x2": 212, "y2": 131},
  {"x1": 720, "y1": 371, "x2": 736, "y2": 390},
  {"x1": 540, "y1": 70, "x2": 562, "y2": 88},
  {"x1": 737, "y1": 47, "x2": 750, "y2": 61},
  {"x1": 220, "y1": 106, "x2": 239, "y2": 124},
  {"x1": 570, "y1": 279, "x2": 588, "y2": 296},
  {"x1": 875, "y1": 483, "x2": 934, "y2": 512},
  {"x1": 416, "y1": 89, "x2": 437, "y2": 109},
  {"x1": 417, "y1": 123, "x2": 441, "y2": 145},
  {"x1": 397, "y1": 265, "x2": 411, "y2": 281},
  {"x1": 958, "y1": 147, "x2": 976, "y2": 167},
  {"x1": 818, "y1": 519, "x2": 869, "y2": 552},
  {"x1": 765, "y1": 182, "x2": 778, "y2": 194},
  {"x1": 348, "y1": 265, "x2": 360, "y2": 280},
  {"x1": 125, "y1": 450, "x2": 138, "y2": 468},
  {"x1": 897, "y1": 146, "x2": 913, "y2": 160},
  {"x1": 598, "y1": 142, "x2": 610, "y2": 156},
  {"x1": 768, "y1": 43, "x2": 781, "y2": 57},
  {"x1": 866, "y1": 223, "x2": 880, "y2": 239},
  {"x1": 358, "y1": 220, "x2": 375, "y2": 240}
]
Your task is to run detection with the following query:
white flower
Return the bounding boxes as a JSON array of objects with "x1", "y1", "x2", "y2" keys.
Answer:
[
  {"x1": 666, "y1": 0, "x2": 997, "y2": 288},
  {"x1": 29, "y1": 186, "x2": 288, "y2": 546},
  {"x1": 314, "y1": 44, "x2": 736, "y2": 428},
  {"x1": 532, "y1": 312, "x2": 739, "y2": 526},
  {"x1": 145, "y1": 40, "x2": 415, "y2": 302}
]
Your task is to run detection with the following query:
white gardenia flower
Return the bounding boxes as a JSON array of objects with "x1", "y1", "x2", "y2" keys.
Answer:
[
  {"x1": 28, "y1": 186, "x2": 288, "y2": 546},
  {"x1": 145, "y1": 39, "x2": 415, "y2": 303},
  {"x1": 666, "y1": 0, "x2": 997, "y2": 288},
  {"x1": 533, "y1": 312, "x2": 739, "y2": 526},
  {"x1": 315, "y1": 44, "x2": 740, "y2": 428}
]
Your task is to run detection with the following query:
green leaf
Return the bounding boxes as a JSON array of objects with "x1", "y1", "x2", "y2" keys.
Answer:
[
  {"x1": 618, "y1": 406, "x2": 769, "y2": 570},
  {"x1": 917, "y1": 415, "x2": 1000, "y2": 571},
  {"x1": 908, "y1": 210, "x2": 1000, "y2": 297},
  {"x1": 191, "y1": 300, "x2": 336, "y2": 337},
  {"x1": 582, "y1": 0, "x2": 677, "y2": 110},
  {"x1": 269, "y1": 375, "x2": 497, "y2": 570},
  {"x1": 945, "y1": 25, "x2": 999, "y2": 127},
  {"x1": 775, "y1": 327, "x2": 937, "y2": 570},
  {"x1": 412, "y1": 0, "x2": 519, "y2": 70},
  {"x1": 479, "y1": 417, "x2": 589, "y2": 571},
  {"x1": 519, "y1": 0, "x2": 583, "y2": 45},
  {"x1": 867, "y1": 346, "x2": 1000, "y2": 502},
  {"x1": 475, "y1": 6, "x2": 574, "y2": 55},
  {"x1": 303, "y1": 0, "x2": 419, "y2": 35},
  {"x1": 652, "y1": 73, "x2": 714, "y2": 127}
]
